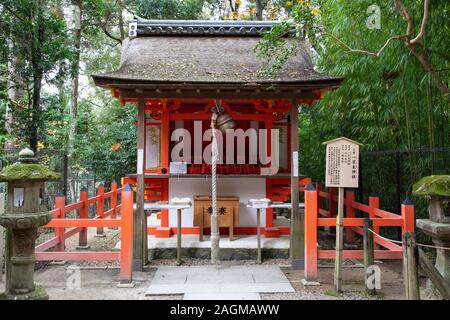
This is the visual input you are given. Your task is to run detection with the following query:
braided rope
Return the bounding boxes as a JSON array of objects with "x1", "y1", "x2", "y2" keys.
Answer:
[
  {"x1": 368, "y1": 228, "x2": 450, "y2": 250},
  {"x1": 368, "y1": 228, "x2": 403, "y2": 244},
  {"x1": 210, "y1": 117, "x2": 220, "y2": 263},
  {"x1": 212, "y1": 124, "x2": 217, "y2": 226}
]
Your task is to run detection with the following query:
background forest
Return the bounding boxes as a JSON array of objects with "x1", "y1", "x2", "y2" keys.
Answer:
[{"x1": 0, "y1": 1, "x2": 448, "y2": 226}]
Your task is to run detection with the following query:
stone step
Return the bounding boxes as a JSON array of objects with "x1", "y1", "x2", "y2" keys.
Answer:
[{"x1": 148, "y1": 247, "x2": 288, "y2": 260}]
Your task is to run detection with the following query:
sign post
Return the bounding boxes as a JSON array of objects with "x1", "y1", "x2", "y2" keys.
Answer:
[{"x1": 323, "y1": 137, "x2": 361, "y2": 293}]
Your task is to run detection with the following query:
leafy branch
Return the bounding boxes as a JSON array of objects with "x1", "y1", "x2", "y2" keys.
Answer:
[{"x1": 258, "y1": 0, "x2": 448, "y2": 94}]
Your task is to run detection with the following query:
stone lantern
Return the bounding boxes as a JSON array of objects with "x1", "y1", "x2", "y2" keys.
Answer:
[
  {"x1": 414, "y1": 175, "x2": 450, "y2": 284},
  {"x1": 0, "y1": 148, "x2": 60, "y2": 300}
]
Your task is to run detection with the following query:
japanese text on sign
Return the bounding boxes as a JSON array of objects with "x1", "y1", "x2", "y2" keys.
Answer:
[{"x1": 325, "y1": 138, "x2": 359, "y2": 188}]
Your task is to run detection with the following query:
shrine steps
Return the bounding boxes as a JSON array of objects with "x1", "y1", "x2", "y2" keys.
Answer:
[{"x1": 146, "y1": 234, "x2": 289, "y2": 260}]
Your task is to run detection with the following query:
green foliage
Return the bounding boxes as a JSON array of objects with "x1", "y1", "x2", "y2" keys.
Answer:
[
  {"x1": 0, "y1": 0, "x2": 72, "y2": 150},
  {"x1": 258, "y1": 1, "x2": 449, "y2": 228},
  {"x1": 75, "y1": 97, "x2": 137, "y2": 183},
  {"x1": 256, "y1": 21, "x2": 298, "y2": 76},
  {"x1": 297, "y1": 1, "x2": 449, "y2": 175},
  {"x1": 257, "y1": 0, "x2": 321, "y2": 75},
  {"x1": 137, "y1": 0, "x2": 206, "y2": 19}
]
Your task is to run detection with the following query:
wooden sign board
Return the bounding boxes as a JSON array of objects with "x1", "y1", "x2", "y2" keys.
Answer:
[{"x1": 323, "y1": 137, "x2": 361, "y2": 188}]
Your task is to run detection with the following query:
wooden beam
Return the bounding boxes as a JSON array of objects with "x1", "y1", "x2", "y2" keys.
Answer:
[
  {"x1": 116, "y1": 89, "x2": 316, "y2": 101},
  {"x1": 290, "y1": 99, "x2": 304, "y2": 269},
  {"x1": 134, "y1": 99, "x2": 146, "y2": 271}
]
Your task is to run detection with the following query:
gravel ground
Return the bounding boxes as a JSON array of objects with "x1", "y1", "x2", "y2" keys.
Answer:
[
  {"x1": 18, "y1": 259, "x2": 419, "y2": 300},
  {"x1": 12, "y1": 227, "x2": 439, "y2": 300}
]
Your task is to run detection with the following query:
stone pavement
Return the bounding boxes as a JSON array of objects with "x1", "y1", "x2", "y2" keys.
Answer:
[{"x1": 145, "y1": 265, "x2": 295, "y2": 300}]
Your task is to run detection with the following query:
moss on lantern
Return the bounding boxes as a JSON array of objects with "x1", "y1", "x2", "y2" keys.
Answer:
[
  {"x1": 0, "y1": 148, "x2": 60, "y2": 182},
  {"x1": 0, "y1": 163, "x2": 60, "y2": 181},
  {"x1": 412, "y1": 175, "x2": 450, "y2": 198}
]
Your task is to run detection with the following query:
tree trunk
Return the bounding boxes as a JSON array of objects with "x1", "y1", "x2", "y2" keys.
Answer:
[
  {"x1": 29, "y1": 73, "x2": 43, "y2": 153},
  {"x1": 56, "y1": 75, "x2": 68, "y2": 196},
  {"x1": 68, "y1": 0, "x2": 83, "y2": 202},
  {"x1": 255, "y1": 0, "x2": 263, "y2": 21},
  {"x1": 5, "y1": 28, "x2": 24, "y2": 153},
  {"x1": 118, "y1": 0, "x2": 125, "y2": 41},
  {"x1": 29, "y1": 4, "x2": 45, "y2": 153},
  {"x1": 6, "y1": 56, "x2": 22, "y2": 135}
]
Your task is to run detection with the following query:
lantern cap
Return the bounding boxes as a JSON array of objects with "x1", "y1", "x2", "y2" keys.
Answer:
[
  {"x1": 412, "y1": 175, "x2": 450, "y2": 198},
  {"x1": 0, "y1": 148, "x2": 60, "y2": 182},
  {"x1": 19, "y1": 148, "x2": 36, "y2": 163}
]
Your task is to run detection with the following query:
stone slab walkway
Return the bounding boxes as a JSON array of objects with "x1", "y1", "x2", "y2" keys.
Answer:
[{"x1": 145, "y1": 265, "x2": 295, "y2": 300}]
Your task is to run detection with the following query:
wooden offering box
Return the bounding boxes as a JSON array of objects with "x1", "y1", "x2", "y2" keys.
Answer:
[{"x1": 194, "y1": 195, "x2": 240, "y2": 241}]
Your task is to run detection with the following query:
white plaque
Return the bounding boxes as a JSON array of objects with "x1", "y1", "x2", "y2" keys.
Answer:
[
  {"x1": 137, "y1": 149, "x2": 144, "y2": 174},
  {"x1": 170, "y1": 162, "x2": 187, "y2": 174},
  {"x1": 292, "y1": 151, "x2": 299, "y2": 177},
  {"x1": 323, "y1": 137, "x2": 360, "y2": 188}
]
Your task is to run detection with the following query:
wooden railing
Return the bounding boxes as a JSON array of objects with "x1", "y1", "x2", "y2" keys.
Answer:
[
  {"x1": 35, "y1": 182, "x2": 134, "y2": 283},
  {"x1": 304, "y1": 184, "x2": 414, "y2": 281}
]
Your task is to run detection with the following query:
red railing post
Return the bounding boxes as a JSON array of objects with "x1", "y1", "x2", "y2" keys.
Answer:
[
  {"x1": 316, "y1": 184, "x2": 322, "y2": 232},
  {"x1": 401, "y1": 198, "x2": 415, "y2": 235},
  {"x1": 316, "y1": 184, "x2": 321, "y2": 210},
  {"x1": 111, "y1": 180, "x2": 118, "y2": 219},
  {"x1": 304, "y1": 184, "x2": 318, "y2": 282},
  {"x1": 345, "y1": 191, "x2": 356, "y2": 243},
  {"x1": 55, "y1": 193, "x2": 66, "y2": 252},
  {"x1": 96, "y1": 182, "x2": 105, "y2": 237},
  {"x1": 369, "y1": 194, "x2": 380, "y2": 249},
  {"x1": 78, "y1": 186, "x2": 89, "y2": 248},
  {"x1": 161, "y1": 179, "x2": 169, "y2": 227},
  {"x1": 369, "y1": 194, "x2": 380, "y2": 233},
  {"x1": 119, "y1": 184, "x2": 134, "y2": 285}
]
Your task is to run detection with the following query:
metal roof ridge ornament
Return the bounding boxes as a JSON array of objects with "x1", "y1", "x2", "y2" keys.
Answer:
[{"x1": 128, "y1": 17, "x2": 284, "y2": 37}]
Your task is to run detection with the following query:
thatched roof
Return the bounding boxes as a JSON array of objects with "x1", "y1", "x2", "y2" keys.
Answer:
[{"x1": 92, "y1": 19, "x2": 343, "y2": 91}]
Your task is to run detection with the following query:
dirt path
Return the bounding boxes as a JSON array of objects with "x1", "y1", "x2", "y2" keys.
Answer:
[
  {"x1": 1, "y1": 258, "x2": 424, "y2": 300},
  {"x1": 1, "y1": 228, "x2": 439, "y2": 300}
]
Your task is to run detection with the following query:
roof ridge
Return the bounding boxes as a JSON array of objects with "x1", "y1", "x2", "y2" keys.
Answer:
[{"x1": 129, "y1": 18, "x2": 285, "y2": 37}]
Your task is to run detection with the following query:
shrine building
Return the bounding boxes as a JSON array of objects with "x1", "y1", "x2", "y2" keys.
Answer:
[{"x1": 92, "y1": 18, "x2": 343, "y2": 268}]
